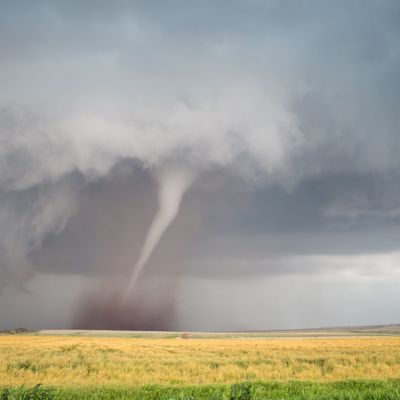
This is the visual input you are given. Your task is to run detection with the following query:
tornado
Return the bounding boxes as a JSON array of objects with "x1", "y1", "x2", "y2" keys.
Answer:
[{"x1": 125, "y1": 164, "x2": 195, "y2": 298}]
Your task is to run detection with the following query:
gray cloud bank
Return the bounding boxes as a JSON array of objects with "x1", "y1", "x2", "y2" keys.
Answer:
[{"x1": 1, "y1": 0, "x2": 400, "y2": 329}]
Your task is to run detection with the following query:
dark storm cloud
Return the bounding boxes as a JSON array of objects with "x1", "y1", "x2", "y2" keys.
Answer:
[
  {"x1": 207, "y1": 172, "x2": 400, "y2": 236},
  {"x1": 1, "y1": 0, "x2": 400, "y2": 329},
  {"x1": 30, "y1": 162, "x2": 200, "y2": 278},
  {"x1": 1, "y1": 0, "x2": 399, "y2": 190}
]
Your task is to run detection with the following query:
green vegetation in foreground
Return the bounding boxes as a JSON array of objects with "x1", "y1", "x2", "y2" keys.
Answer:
[{"x1": 2, "y1": 381, "x2": 400, "y2": 400}]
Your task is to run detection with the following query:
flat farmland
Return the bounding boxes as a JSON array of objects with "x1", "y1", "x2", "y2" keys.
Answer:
[
  {"x1": 1, "y1": 335, "x2": 400, "y2": 387},
  {"x1": 2, "y1": 332, "x2": 400, "y2": 399}
]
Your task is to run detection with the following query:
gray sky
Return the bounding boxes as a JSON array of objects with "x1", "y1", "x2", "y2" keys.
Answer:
[{"x1": 0, "y1": 0, "x2": 400, "y2": 330}]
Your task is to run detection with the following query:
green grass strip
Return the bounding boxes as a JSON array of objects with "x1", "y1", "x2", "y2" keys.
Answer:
[{"x1": 2, "y1": 380, "x2": 400, "y2": 400}]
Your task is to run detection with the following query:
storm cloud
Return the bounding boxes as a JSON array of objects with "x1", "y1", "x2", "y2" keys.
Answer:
[{"x1": 0, "y1": 0, "x2": 400, "y2": 330}]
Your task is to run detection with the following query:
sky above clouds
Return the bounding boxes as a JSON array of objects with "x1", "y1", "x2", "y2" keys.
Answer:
[{"x1": 0, "y1": 0, "x2": 400, "y2": 330}]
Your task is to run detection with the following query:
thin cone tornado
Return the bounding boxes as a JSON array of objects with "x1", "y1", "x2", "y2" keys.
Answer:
[{"x1": 125, "y1": 165, "x2": 195, "y2": 297}]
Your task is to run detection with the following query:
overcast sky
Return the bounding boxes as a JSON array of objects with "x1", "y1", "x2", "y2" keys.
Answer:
[{"x1": 1, "y1": 0, "x2": 400, "y2": 330}]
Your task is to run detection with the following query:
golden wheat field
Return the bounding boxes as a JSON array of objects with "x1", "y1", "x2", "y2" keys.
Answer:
[{"x1": 1, "y1": 335, "x2": 400, "y2": 387}]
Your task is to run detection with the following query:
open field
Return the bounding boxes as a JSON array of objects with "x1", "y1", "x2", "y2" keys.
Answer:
[
  {"x1": 37, "y1": 324, "x2": 400, "y2": 338},
  {"x1": 1, "y1": 331, "x2": 400, "y2": 398},
  {"x1": 2, "y1": 335, "x2": 400, "y2": 386}
]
